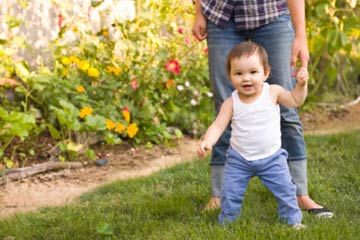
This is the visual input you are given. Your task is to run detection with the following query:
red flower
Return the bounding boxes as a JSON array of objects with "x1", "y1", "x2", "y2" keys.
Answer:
[
  {"x1": 178, "y1": 27, "x2": 184, "y2": 34},
  {"x1": 58, "y1": 13, "x2": 64, "y2": 29},
  {"x1": 203, "y1": 47, "x2": 208, "y2": 55},
  {"x1": 165, "y1": 60, "x2": 181, "y2": 75},
  {"x1": 184, "y1": 36, "x2": 191, "y2": 46},
  {"x1": 130, "y1": 78, "x2": 139, "y2": 90}
]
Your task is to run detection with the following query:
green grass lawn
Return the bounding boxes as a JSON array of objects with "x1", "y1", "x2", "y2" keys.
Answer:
[{"x1": 1, "y1": 131, "x2": 359, "y2": 240}]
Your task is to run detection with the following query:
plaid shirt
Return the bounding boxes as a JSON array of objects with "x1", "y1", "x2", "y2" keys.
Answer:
[{"x1": 201, "y1": 0, "x2": 289, "y2": 30}]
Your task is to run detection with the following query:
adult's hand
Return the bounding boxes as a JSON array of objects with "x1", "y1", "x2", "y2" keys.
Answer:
[
  {"x1": 291, "y1": 36, "x2": 309, "y2": 68},
  {"x1": 287, "y1": 0, "x2": 309, "y2": 68},
  {"x1": 192, "y1": 13, "x2": 207, "y2": 41}
]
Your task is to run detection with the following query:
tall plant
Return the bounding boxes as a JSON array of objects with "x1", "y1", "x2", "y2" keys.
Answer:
[{"x1": 306, "y1": 0, "x2": 359, "y2": 100}]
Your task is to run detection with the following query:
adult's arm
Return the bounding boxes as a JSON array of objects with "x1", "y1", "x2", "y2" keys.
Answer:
[
  {"x1": 287, "y1": 0, "x2": 310, "y2": 68},
  {"x1": 192, "y1": 0, "x2": 207, "y2": 41}
]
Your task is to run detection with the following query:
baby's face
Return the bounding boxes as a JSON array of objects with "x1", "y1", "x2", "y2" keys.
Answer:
[{"x1": 229, "y1": 54, "x2": 269, "y2": 101}]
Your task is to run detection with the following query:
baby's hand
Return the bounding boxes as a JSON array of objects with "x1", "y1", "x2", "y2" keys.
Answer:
[
  {"x1": 296, "y1": 67, "x2": 309, "y2": 86},
  {"x1": 197, "y1": 141, "x2": 212, "y2": 158}
]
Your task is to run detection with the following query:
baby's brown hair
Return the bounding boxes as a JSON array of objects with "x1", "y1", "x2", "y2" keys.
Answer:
[{"x1": 226, "y1": 41, "x2": 270, "y2": 76}]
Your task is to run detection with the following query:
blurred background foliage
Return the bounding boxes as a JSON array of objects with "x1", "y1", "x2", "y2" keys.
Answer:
[{"x1": 0, "y1": 0, "x2": 359, "y2": 166}]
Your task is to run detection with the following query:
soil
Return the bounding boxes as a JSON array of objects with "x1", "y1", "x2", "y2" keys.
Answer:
[{"x1": 1, "y1": 101, "x2": 360, "y2": 219}]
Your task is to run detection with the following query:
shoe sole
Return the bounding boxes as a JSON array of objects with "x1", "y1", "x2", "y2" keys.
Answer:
[{"x1": 315, "y1": 212, "x2": 334, "y2": 218}]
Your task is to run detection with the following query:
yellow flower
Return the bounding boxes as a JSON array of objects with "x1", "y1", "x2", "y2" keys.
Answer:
[
  {"x1": 105, "y1": 119, "x2": 116, "y2": 130},
  {"x1": 69, "y1": 56, "x2": 80, "y2": 65},
  {"x1": 106, "y1": 66, "x2": 121, "y2": 76},
  {"x1": 78, "y1": 60, "x2": 90, "y2": 71},
  {"x1": 115, "y1": 123, "x2": 125, "y2": 133},
  {"x1": 88, "y1": 67, "x2": 100, "y2": 78},
  {"x1": 79, "y1": 107, "x2": 93, "y2": 119},
  {"x1": 127, "y1": 123, "x2": 139, "y2": 138},
  {"x1": 76, "y1": 85, "x2": 85, "y2": 93},
  {"x1": 122, "y1": 109, "x2": 130, "y2": 123},
  {"x1": 102, "y1": 30, "x2": 109, "y2": 37},
  {"x1": 62, "y1": 69, "x2": 68, "y2": 77},
  {"x1": 61, "y1": 57, "x2": 70, "y2": 65}
]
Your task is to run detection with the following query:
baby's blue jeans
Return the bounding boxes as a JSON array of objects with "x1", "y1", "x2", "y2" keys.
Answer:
[{"x1": 218, "y1": 148, "x2": 302, "y2": 225}]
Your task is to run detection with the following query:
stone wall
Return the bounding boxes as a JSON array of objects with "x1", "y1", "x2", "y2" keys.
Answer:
[{"x1": 0, "y1": 0, "x2": 135, "y2": 67}]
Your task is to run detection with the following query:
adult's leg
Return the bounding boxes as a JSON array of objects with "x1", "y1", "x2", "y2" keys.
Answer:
[
  {"x1": 218, "y1": 148, "x2": 252, "y2": 224},
  {"x1": 251, "y1": 15, "x2": 332, "y2": 215},
  {"x1": 251, "y1": 14, "x2": 307, "y2": 192},
  {"x1": 205, "y1": 18, "x2": 247, "y2": 207},
  {"x1": 257, "y1": 149, "x2": 302, "y2": 225}
]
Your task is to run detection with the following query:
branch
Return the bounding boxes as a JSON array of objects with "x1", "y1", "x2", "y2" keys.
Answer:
[{"x1": 0, "y1": 161, "x2": 83, "y2": 185}]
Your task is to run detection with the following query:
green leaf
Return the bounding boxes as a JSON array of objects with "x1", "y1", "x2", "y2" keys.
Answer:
[
  {"x1": 15, "y1": 62, "x2": 30, "y2": 83},
  {"x1": 29, "y1": 149, "x2": 35, "y2": 156},
  {"x1": 174, "y1": 129, "x2": 183, "y2": 138},
  {"x1": 0, "y1": 39, "x2": 7, "y2": 45},
  {"x1": 339, "y1": 32, "x2": 348, "y2": 47},
  {"x1": 85, "y1": 149, "x2": 96, "y2": 160},
  {"x1": 91, "y1": 0, "x2": 104, "y2": 7},
  {"x1": 85, "y1": 115, "x2": 106, "y2": 131},
  {"x1": 5, "y1": 16, "x2": 22, "y2": 29},
  {"x1": 5, "y1": 158, "x2": 14, "y2": 169},
  {"x1": 59, "y1": 143, "x2": 67, "y2": 152},
  {"x1": 145, "y1": 141, "x2": 153, "y2": 149},
  {"x1": 104, "y1": 133, "x2": 122, "y2": 145},
  {"x1": 326, "y1": 66, "x2": 338, "y2": 86},
  {"x1": 47, "y1": 124, "x2": 61, "y2": 140},
  {"x1": 0, "y1": 108, "x2": 36, "y2": 140},
  {"x1": 96, "y1": 222, "x2": 114, "y2": 236},
  {"x1": 66, "y1": 142, "x2": 83, "y2": 153},
  {"x1": 315, "y1": 4, "x2": 328, "y2": 16}
]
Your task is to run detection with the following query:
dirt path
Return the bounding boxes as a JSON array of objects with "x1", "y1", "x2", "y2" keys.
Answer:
[
  {"x1": 0, "y1": 138, "x2": 200, "y2": 218},
  {"x1": 1, "y1": 102, "x2": 360, "y2": 219}
]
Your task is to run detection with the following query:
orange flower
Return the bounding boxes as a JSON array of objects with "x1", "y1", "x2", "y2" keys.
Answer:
[
  {"x1": 105, "y1": 119, "x2": 116, "y2": 130},
  {"x1": 79, "y1": 107, "x2": 93, "y2": 119},
  {"x1": 122, "y1": 109, "x2": 130, "y2": 123},
  {"x1": 115, "y1": 123, "x2": 125, "y2": 133},
  {"x1": 127, "y1": 123, "x2": 139, "y2": 138},
  {"x1": 166, "y1": 79, "x2": 175, "y2": 89},
  {"x1": 102, "y1": 30, "x2": 109, "y2": 37},
  {"x1": 107, "y1": 66, "x2": 121, "y2": 76},
  {"x1": 76, "y1": 85, "x2": 85, "y2": 93}
]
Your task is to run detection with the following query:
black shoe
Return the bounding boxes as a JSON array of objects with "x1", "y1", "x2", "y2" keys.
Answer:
[{"x1": 308, "y1": 207, "x2": 333, "y2": 218}]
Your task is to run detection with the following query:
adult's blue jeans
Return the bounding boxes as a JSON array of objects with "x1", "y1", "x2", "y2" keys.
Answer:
[
  {"x1": 218, "y1": 148, "x2": 302, "y2": 225},
  {"x1": 206, "y1": 14, "x2": 308, "y2": 196},
  {"x1": 207, "y1": 14, "x2": 306, "y2": 164}
]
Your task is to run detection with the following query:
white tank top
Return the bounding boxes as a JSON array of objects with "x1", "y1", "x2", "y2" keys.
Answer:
[{"x1": 230, "y1": 82, "x2": 281, "y2": 161}]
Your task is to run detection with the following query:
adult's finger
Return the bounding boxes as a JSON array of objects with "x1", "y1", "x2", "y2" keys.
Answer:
[
  {"x1": 291, "y1": 48, "x2": 299, "y2": 67},
  {"x1": 300, "y1": 52, "x2": 309, "y2": 68},
  {"x1": 193, "y1": 27, "x2": 206, "y2": 41}
]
